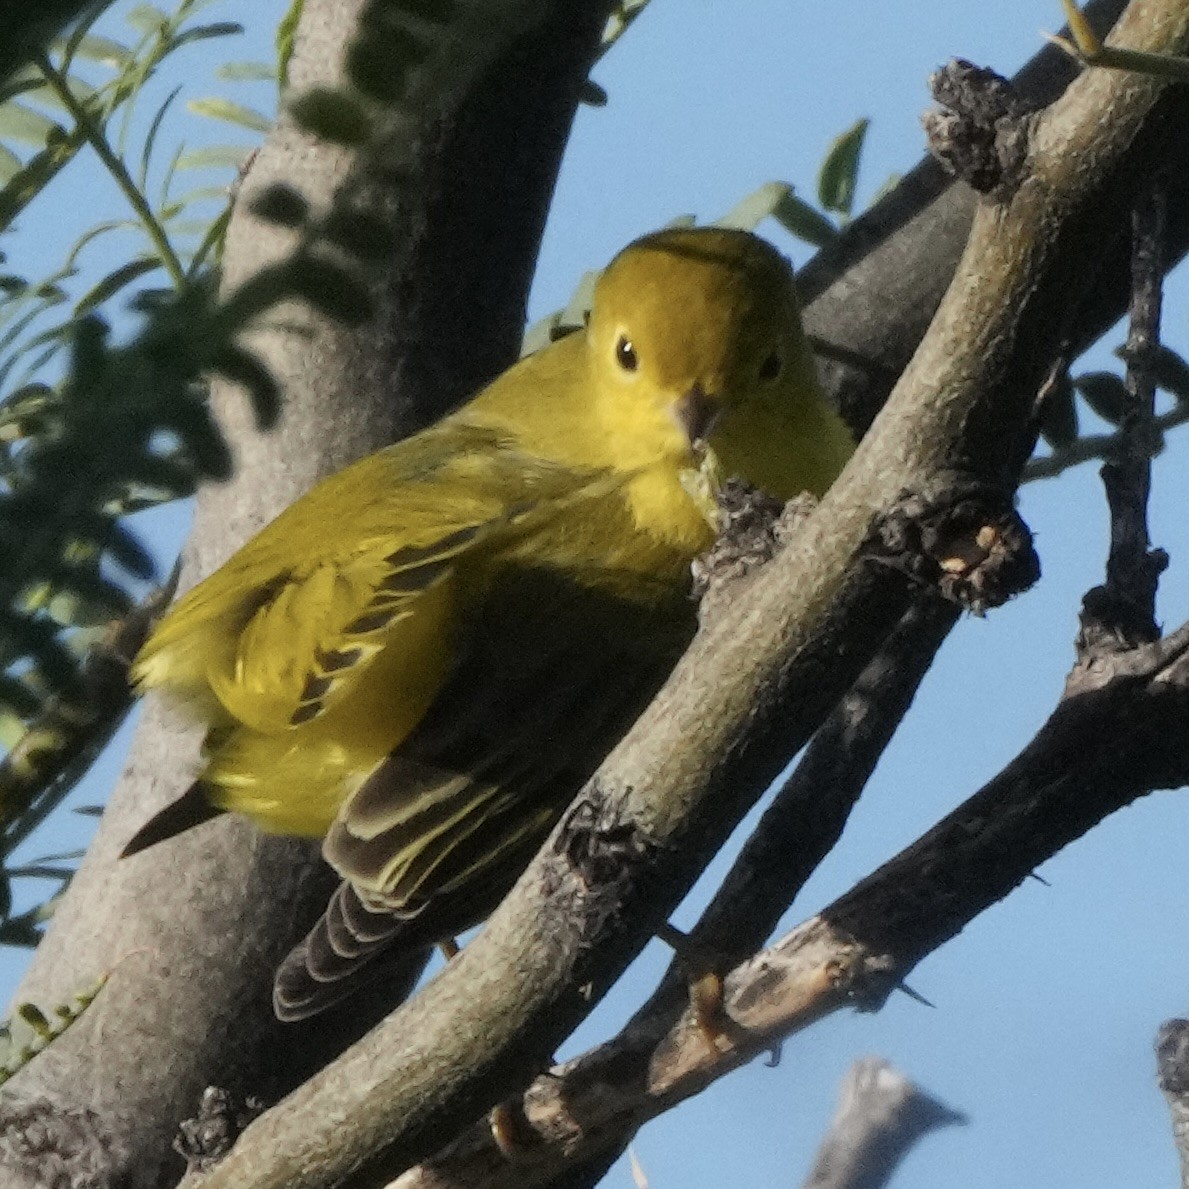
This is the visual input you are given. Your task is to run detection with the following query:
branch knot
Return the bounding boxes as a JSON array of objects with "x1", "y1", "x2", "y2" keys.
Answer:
[
  {"x1": 868, "y1": 478, "x2": 1040, "y2": 615},
  {"x1": 923, "y1": 59, "x2": 1033, "y2": 196}
]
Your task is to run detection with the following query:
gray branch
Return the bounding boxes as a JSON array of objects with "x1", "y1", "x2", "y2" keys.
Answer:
[
  {"x1": 801, "y1": 1058, "x2": 965, "y2": 1189},
  {"x1": 0, "y1": 1, "x2": 613, "y2": 1186},
  {"x1": 1157, "y1": 1019, "x2": 1189, "y2": 1188}
]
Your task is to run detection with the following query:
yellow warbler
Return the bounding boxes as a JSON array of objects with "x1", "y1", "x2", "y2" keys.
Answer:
[{"x1": 123, "y1": 226, "x2": 853, "y2": 1020}]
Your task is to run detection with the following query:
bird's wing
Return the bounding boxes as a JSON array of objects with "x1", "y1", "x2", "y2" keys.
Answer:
[
  {"x1": 136, "y1": 424, "x2": 620, "y2": 735},
  {"x1": 202, "y1": 522, "x2": 477, "y2": 734},
  {"x1": 324, "y1": 563, "x2": 695, "y2": 920},
  {"x1": 275, "y1": 566, "x2": 695, "y2": 1019}
]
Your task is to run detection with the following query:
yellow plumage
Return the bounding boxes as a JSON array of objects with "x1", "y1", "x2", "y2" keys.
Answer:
[{"x1": 124, "y1": 226, "x2": 854, "y2": 1018}]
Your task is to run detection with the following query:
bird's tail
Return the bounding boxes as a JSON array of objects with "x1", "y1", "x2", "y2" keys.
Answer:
[
  {"x1": 274, "y1": 882, "x2": 431, "y2": 1021},
  {"x1": 120, "y1": 781, "x2": 224, "y2": 858}
]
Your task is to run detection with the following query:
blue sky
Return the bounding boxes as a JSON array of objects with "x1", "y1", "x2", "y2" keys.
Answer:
[{"x1": 5, "y1": 2, "x2": 1189, "y2": 1186}]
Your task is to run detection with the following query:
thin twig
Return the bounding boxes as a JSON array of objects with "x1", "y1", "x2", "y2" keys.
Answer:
[
  {"x1": 33, "y1": 52, "x2": 187, "y2": 289},
  {"x1": 1079, "y1": 179, "x2": 1168, "y2": 652}
]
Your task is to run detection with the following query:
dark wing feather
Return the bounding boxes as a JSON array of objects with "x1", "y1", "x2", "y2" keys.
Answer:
[{"x1": 273, "y1": 566, "x2": 694, "y2": 1020}]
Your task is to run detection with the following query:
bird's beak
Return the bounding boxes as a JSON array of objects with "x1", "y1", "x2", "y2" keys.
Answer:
[{"x1": 673, "y1": 383, "x2": 722, "y2": 450}]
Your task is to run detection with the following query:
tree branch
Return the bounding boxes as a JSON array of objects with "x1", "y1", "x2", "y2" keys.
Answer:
[
  {"x1": 386, "y1": 620, "x2": 1189, "y2": 1189},
  {"x1": 0, "y1": 3, "x2": 614, "y2": 1186},
  {"x1": 800, "y1": 1058, "x2": 966, "y2": 1189},
  {"x1": 185, "y1": 4, "x2": 1189, "y2": 1187},
  {"x1": 1157, "y1": 1019, "x2": 1189, "y2": 1188}
]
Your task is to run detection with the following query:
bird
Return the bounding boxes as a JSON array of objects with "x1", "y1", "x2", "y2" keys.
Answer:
[{"x1": 121, "y1": 225, "x2": 855, "y2": 1020}]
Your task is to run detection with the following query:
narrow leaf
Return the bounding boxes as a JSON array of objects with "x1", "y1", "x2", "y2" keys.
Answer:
[
  {"x1": 170, "y1": 22, "x2": 245, "y2": 50},
  {"x1": 186, "y1": 98, "x2": 272, "y2": 134},
  {"x1": 216, "y1": 61, "x2": 277, "y2": 82},
  {"x1": 0, "y1": 144, "x2": 21, "y2": 185},
  {"x1": 75, "y1": 259, "x2": 162, "y2": 316},
  {"x1": 818, "y1": 117, "x2": 869, "y2": 217},
  {"x1": 175, "y1": 144, "x2": 252, "y2": 171},
  {"x1": 716, "y1": 181, "x2": 793, "y2": 232},
  {"x1": 772, "y1": 191, "x2": 838, "y2": 247},
  {"x1": 50, "y1": 34, "x2": 132, "y2": 68},
  {"x1": 0, "y1": 104, "x2": 63, "y2": 146},
  {"x1": 125, "y1": 5, "x2": 170, "y2": 35},
  {"x1": 139, "y1": 86, "x2": 182, "y2": 188},
  {"x1": 1075, "y1": 371, "x2": 1129, "y2": 425}
]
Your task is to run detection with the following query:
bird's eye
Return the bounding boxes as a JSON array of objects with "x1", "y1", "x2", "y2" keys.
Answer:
[
  {"x1": 759, "y1": 351, "x2": 783, "y2": 382},
  {"x1": 615, "y1": 334, "x2": 639, "y2": 373}
]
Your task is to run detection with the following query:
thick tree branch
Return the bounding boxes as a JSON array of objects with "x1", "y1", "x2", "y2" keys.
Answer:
[
  {"x1": 0, "y1": 3, "x2": 613, "y2": 1187},
  {"x1": 185, "y1": 4, "x2": 1189, "y2": 1188},
  {"x1": 634, "y1": 598, "x2": 957, "y2": 1027}
]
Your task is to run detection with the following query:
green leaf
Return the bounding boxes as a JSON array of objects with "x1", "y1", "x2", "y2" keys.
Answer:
[
  {"x1": 716, "y1": 181, "x2": 793, "y2": 232},
  {"x1": 186, "y1": 97, "x2": 272, "y2": 134},
  {"x1": 160, "y1": 185, "x2": 232, "y2": 214},
  {"x1": 277, "y1": 0, "x2": 305, "y2": 88},
  {"x1": 216, "y1": 61, "x2": 277, "y2": 83},
  {"x1": 1075, "y1": 371, "x2": 1129, "y2": 425},
  {"x1": 1038, "y1": 372, "x2": 1078, "y2": 449},
  {"x1": 288, "y1": 87, "x2": 373, "y2": 145},
  {"x1": 818, "y1": 117, "x2": 869, "y2": 217},
  {"x1": 171, "y1": 22, "x2": 245, "y2": 50},
  {"x1": 0, "y1": 70, "x2": 45, "y2": 108},
  {"x1": 75, "y1": 259, "x2": 163, "y2": 316},
  {"x1": 772, "y1": 191, "x2": 838, "y2": 247},
  {"x1": 125, "y1": 5, "x2": 171, "y2": 36},
  {"x1": 64, "y1": 221, "x2": 130, "y2": 270},
  {"x1": 60, "y1": 1, "x2": 112, "y2": 73},
  {"x1": 0, "y1": 145, "x2": 21, "y2": 185},
  {"x1": 188, "y1": 205, "x2": 232, "y2": 273},
  {"x1": 174, "y1": 144, "x2": 250, "y2": 171},
  {"x1": 1148, "y1": 346, "x2": 1189, "y2": 403},
  {"x1": 0, "y1": 130, "x2": 88, "y2": 231},
  {"x1": 50, "y1": 34, "x2": 133, "y2": 68},
  {"x1": 13, "y1": 76, "x2": 97, "y2": 115},
  {"x1": 0, "y1": 104, "x2": 63, "y2": 146},
  {"x1": 580, "y1": 79, "x2": 608, "y2": 107},
  {"x1": 138, "y1": 85, "x2": 183, "y2": 190}
]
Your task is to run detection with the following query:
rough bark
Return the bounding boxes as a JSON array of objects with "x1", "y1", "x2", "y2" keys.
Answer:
[{"x1": 0, "y1": 2, "x2": 613, "y2": 1186}]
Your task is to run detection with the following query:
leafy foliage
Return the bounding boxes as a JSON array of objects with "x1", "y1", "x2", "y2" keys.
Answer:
[
  {"x1": 0, "y1": 0, "x2": 276, "y2": 935},
  {"x1": 0, "y1": 971, "x2": 107, "y2": 1083},
  {"x1": 0, "y1": 0, "x2": 584, "y2": 956}
]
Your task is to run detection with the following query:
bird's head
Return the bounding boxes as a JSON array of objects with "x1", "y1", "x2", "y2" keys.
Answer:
[{"x1": 587, "y1": 226, "x2": 852, "y2": 504}]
